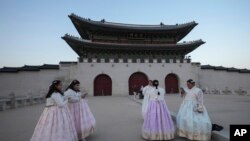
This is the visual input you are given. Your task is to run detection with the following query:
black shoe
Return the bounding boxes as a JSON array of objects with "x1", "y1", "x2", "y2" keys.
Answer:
[{"x1": 212, "y1": 124, "x2": 224, "y2": 131}]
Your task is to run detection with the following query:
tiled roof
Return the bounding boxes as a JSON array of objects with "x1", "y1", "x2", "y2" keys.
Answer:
[
  {"x1": 0, "y1": 67, "x2": 21, "y2": 73},
  {"x1": 201, "y1": 65, "x2": 250, "y2": 73},
  {"x1": 62, "y1": 34, "x2": 205, "y2": 56},
  {"x1": 59, "y1": 61, "x2": 78, "y2": 65},
  {"x1": 0, "y1": 64, "x2": 59, "y2": 73},
  {"x1": 69, "y1": 13, "x2": 197, "y2": 31},
  {"x1": 40, "y1": 64, "x2": 59, "y2": 69}
]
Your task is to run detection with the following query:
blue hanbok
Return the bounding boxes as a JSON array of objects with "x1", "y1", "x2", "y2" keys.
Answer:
[{"x1": 177, "y1": 86, "x2": 212, "y2": 141}]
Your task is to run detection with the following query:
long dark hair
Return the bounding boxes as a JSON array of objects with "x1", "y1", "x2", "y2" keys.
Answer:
[
  {"x1": 46, "y1": 80, "x2": 63, "y2": 98},
  {"x1": 66, "y1": 80, "x2": 80, "y2": 92}
]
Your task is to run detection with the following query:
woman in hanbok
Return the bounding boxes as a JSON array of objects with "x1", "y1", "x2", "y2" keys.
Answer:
[
  {"x1": 177, "y1": 79, "x2": 211, "y2": 141},
  {"x1": 142, "y1": 80, "x2": 175, "y2": 140},
  {"x1": 142, "y1": 80, "x2": 153, "y2": 119},
  {"x1": 64, "y1": 80, "x2": 96, "y2": 140},
  {"x1": 30, "y1": 80, "x2": 78, "y2": 141}
]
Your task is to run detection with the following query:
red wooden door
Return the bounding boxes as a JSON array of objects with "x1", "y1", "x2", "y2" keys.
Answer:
[
  {"x1": 165, "y1": 73, "x2": 179, "y2": 94},
  {"x1": 94, "y1": 74, "x2": 112, "y2": 96},
  {"x1": 129, "y1": 72, "x2": 148, "y2": 95}
]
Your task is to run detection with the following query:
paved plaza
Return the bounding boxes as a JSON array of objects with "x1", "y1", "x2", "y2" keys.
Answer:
[
  {"x1": 134, "y1": 94, "x2": 250, "y2": 141},
  {"x1": 1, "y1": 94, "x2": 250, "y2": 141}
]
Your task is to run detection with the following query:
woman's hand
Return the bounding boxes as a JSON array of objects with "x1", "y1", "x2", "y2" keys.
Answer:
[
  {"x1": 81, "y1": 93, "x2": 88, "y2": 98},
  {"x1": 180, "y1": 87, "x2": 186, "y2": 98}
]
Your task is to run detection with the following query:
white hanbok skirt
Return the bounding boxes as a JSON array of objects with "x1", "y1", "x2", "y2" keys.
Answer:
[
  {"x1": 177, "y1": 100, "x2": 212, "y2": 141},
  {"x1": 30, "y1": 106, "x2": 78, "y2": 141}
]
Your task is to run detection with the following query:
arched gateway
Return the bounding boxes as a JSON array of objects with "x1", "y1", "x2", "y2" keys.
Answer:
[
  {"x1": 128, "y1": 72, "x2": 148, "y2": 95},
  {"x1": 94, "y1": 74, "x2": 112, "y2": 96},
  {"x1": 165, "y1": 73, "x2": 179, "y2": 94}
]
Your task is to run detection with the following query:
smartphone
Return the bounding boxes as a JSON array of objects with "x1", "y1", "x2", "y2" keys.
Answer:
[{"x1": 180, "y1": 87, "x2": 185, "y2": 94}]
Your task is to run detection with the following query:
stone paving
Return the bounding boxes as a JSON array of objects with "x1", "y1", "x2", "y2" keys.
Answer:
[
  {"x1": 1, "y1": 94, "x2": 249, "y2": 141},
  {"x1": 133, "y1": 94, "x2": 250, "y2": 141}
]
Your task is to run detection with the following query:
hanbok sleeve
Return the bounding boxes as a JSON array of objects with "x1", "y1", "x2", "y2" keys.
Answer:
[
  {"x1": 64, "y1": 90, "x2": 70, "y2": 100},
  {"x1": 70, "y1": 94, "x2": 80, "y2": 102},
  {"x1": 197, "y1": 89, "x2": 204, "y2": 105},
  {"x1": 196, "y1": 89, "x2": 204, "y2": 112},
  {"x1": 159, "y1": 88, "x2": 165, "y2": 100},
  {"x1": 180, "y1": 87, "x2": 187, "y2": 98},
  {"x1": 64, "y1": 90, "x2": 80, "y2": 102},
  {"x1": 51, "y1": 93, "x2": 67, "y2": 108}
]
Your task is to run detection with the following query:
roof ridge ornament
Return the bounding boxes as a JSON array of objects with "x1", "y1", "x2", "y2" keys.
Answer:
[{"x1": 101, "y1": 19, "x2": 105, "y2": 23}]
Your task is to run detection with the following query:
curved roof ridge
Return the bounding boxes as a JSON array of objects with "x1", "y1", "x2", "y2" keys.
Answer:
[{"x1": 69, "y1": 13, "x2": 197, "y2": 29}]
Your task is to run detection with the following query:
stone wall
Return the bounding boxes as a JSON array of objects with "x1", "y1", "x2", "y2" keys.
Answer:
[
  {"x1": 0, "y1": 70, "x2": 64, "y2": 97},
  {"x1": 199, "y1": 69, "x2": 250, "y2": 95},
  {"x1": 0, "y1": 62, "x2": 249, "y2": 97}
]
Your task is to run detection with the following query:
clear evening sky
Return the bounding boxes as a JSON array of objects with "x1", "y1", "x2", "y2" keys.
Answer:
[{"x1": 0, "y1": 0, "x2": 250, "y2": 69}]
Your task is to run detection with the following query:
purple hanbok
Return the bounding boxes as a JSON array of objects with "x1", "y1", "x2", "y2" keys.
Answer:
[{"x1": 142, "y1": 87, "x2": 175, "y2": 140}]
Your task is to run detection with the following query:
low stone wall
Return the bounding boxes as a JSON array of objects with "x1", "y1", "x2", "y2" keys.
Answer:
[{"x1": 0, "y1": 92, "x2": 45, "y2": 111}]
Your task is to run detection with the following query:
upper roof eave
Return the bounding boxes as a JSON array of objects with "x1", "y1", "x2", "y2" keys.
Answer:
[{"x1": 69, "y1": 13, "x2": 198, "y2": 32}]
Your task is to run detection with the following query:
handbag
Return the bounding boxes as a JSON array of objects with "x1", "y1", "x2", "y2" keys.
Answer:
[{"x1": 193, "y1": 104, "x2": 204, "y2": 113}]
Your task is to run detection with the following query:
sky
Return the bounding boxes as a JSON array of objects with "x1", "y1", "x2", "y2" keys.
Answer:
[{"x1": 0, "y1": 0, "x2": 250, "y2": 69}]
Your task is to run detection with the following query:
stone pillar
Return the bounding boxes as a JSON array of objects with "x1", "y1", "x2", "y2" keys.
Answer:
[
  {"x1": 8, "y1": 92, "x2": 16, "y2": 109},
  {"x1": 0, "y1": 100, "x2": 6, "y2": 111},
  {"x1": 28, "y1": 93, "x2": 34, "y2": 105}
]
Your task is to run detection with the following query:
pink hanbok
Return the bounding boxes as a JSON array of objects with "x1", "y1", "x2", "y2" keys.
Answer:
[
  {"x1": 30, "y1": 92, "x2": 78, "y2": 141},
  {"x1": 64, "y1": 89, "x2": 96, "y2": 140}
]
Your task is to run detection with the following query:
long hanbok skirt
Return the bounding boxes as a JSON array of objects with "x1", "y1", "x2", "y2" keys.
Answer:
[
  {"x1": 177, "y1": 100, "x2": 211, "y2": 141},
  {"x1": 142, "y1": 100, "x2": 175, "y2": 140},
  {"x1": 30, "y1": 106, "x2": 78, "y2": 141},
  {"x1": 68, "y1": 99, "x2": 96, "y2": 139}
]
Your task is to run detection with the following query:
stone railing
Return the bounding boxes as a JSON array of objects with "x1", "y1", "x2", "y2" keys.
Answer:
[
  {"x1": 0, "y1": 98, "x2": 11, "y2": 111},
  {"x1": 221, "y1": 89, "x2": 233, "y2": 95},
  {"x1": 234, "y1": 88, "x2": 247, "y2": 95},
  {"x1": 203, "y1": 88, "x2": 248, "y2": 96},
  {"x1": 0, "y1": 93, "x2": 45, "y2": 111}
]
